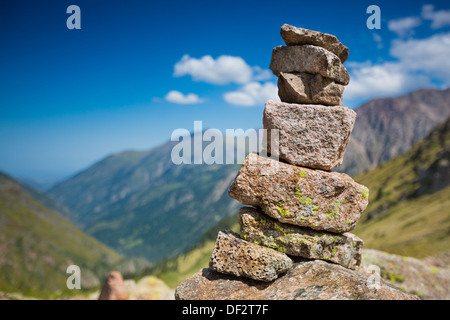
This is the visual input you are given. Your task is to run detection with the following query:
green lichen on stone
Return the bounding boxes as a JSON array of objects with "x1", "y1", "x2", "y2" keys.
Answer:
[
  {"x1": 312, "y1": 206, "x2": 319, "y2": 213},
  {"x1": 361, "y1": 188, "x2": 369, "y2": 200},
  {"x1": 277, "y1": 202, "x2": 290, "y2": 217},
  {"x1": 331, "y1": 246, "x2": 338, "y2": 257},
  {"x1": 279, "y1": 247, "x2": 287, "y2": 253},
  {"x1": 273, "y1": 221, "x2": 286, "y2": 236},
  {"x1": 430, "y1": 266, "x2": 440, "y2": 274},
  {"x1": 345, "y1": 219, "x2": 352, "y2": 225},
  {"x1": 323, "y1": 255, "x2": 330, "y2": 261},
  {"x1": 325, "y1": 201, "x2": 341, "y2": 220},
  {"x1": 382, "y1": 271, "x2": 405, "y2": 284},
  {"x1": 295, "y1": 188, "x2": 313, "y2": 206},
  {"x1": 299, "y1": 170, "x2": 307, "y2": 178}
]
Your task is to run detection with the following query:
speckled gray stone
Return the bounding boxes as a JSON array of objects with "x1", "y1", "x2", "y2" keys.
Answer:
[
  {"x1": 280, "y1": 24, "x2": 349, "y2": 63},
  {"x1": 239, "y1": 207, "x2": 363, "y2": 269},
  {"x1": 228, "y1": 153, "x2": 369, "y2": 233},
  {"x1": 270, "y1": 45, "x2": 350, "y2": 85},
  {"x1": 175, "y1": 260, "x2": 419, "y2": 300},
  {"x1": 209, "y1": 230, "x2": 293, "y2": 282},
  {"x1": 263, "y1": 100, "x2": 356, "y2": 170},
  {"x1": 277, "y1": 72, "x2": 344, "y2": 106}
]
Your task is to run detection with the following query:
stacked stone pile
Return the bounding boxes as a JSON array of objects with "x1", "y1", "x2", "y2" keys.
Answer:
[
  {"x1": 208, "y1": 23, "x2": 367, "y2": 280},
  {"x1": 175, "y1": 25, "x2": 418, "y2": 300}
]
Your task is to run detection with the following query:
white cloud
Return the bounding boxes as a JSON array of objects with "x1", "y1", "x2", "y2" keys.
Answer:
[
  {"x1": 173, "y1": 54, "x2": 273, "y2": 85},
  {"x1": 173, "y1": 54, "x2": 253, "y2": 85},
  {"x1": 252, "y1": 66, "x2": 274, "y2": 81},
  {"x1": 344, "y1": 62, "x2": 431, "y2": 100},
  {"x1": 345, "y1": 32, "x2": 450, "y2": 100},
  {"x1": 223, "y1": 82, "x2": 278, "y2": 107},
  {"x1": 372, "y1": 33, "x2": 383, "y2": 49},
  {"x1": 165, "y1": 90, "x2": 205, "y2": 104},
  {"x1": 390, "y1": 32, "x2": 450, "y2": 83},
  {"x1": 422, "y1": 4, "x2": 450, "y2": 29},
  {"x1": 388, "y1": 16, "x2": 422, "y2": 37}
]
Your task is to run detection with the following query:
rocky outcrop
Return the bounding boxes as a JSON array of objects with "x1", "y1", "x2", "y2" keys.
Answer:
[
  {"x1": 175, "y1": 259, "x2": 418, "y2": 300},
  {"x1": 98, "y1": 271, "x2": 129, "y2": 300},
  {"x1": 124, "y1": 276, "x2": 175, "y2": 300},
  {"x1": 360, "y1": 249, "x2": 450, "y2": 300}
]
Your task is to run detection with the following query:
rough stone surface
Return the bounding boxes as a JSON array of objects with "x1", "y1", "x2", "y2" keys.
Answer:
[
  {"x1": 228, "y1": 153, "x2": 369, "y2": 233},
  {"x1": 277, "y1": 72, "x2": 344, "y2": 106},
  {"x1": 124, "y1": 276, "x2": 175, "y2": 300},
  {"x1": 360, "y1": 249, "x2": 450, "y2": 300},
  {"x1": 175, "y1": 259, "x2": 419, "y2": 300},
  {"x1": 209, "y1": 230, "x2": 293, "y2": 282},
  {"x1": 270, "y1": 45, "x2": 350, "y2": 85},
  {"x1": 98, "y1": 271, "x2": 129, "y2": 300},
  {"x1": 280, "y1": 24, "x2": 349, "y2": 63},
  {"x1": 263, "y1": 100, "x2": 356, "y2": 170},
  {"x1": 239, "y1": 207, "x2": 363, "y2": 269}
]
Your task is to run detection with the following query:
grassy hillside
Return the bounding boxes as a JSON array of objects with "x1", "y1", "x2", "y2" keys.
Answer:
[
  {"x1": 49, "y1": 137, "x2": 242, "y2": 263},
  {"x1": 0, "y1": 171, "x2": 124, "y2": 298},
  {"x1": 353, "y1": 116, "x2": 450, "y2": 257}
]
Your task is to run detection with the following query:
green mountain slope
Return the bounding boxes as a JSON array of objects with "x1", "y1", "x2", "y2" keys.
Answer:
[
  {"x1": 49, "y1": 139, "x2": 241, "y2": 263},
  {"x1": 353, "y1": 116, "x2": 450, "y2": 257},
  {"x1": 0, "y1": 171, "x2": 123, "y2": 298}
]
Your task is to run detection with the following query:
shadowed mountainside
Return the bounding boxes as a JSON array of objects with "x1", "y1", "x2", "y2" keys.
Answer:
[{"x1": 339, "y1": 88, "x2": 450, "y2": 176}]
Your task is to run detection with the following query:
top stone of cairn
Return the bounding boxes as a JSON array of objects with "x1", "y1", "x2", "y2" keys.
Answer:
[{"x1": 280, "y1": 24, "x2": 349, "y2": 63}]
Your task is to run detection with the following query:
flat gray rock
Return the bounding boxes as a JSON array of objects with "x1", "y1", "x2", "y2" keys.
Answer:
[
  {"x1": 270, "y1": 45, "x2": 350, "y2": 85},
  {"x1": 228, "y1": 153, "x2": 369, "y2": 233},
  {"x1": 239, "y1": 207, "x2": 363, "y2": 269},
  {"x1": 278, "y1": 72, "x2": 344, "y2": 106},
  {"x1": 209, "y1": 230, "x2": 293, "y2": 282},
  {"x1": 263, "y1": 100, "x2": 356, "y2": 170},
  {"x1": 175, "y1": 259, "x2": 419, "y2": 300},
  {"x1": 280, "y1": 24, "x2": 349, "y2": 63}
]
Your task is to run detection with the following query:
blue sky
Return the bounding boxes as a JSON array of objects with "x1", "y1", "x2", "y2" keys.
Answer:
[{"x1": 1, "y1": 0, "x2": 449, "y2": 185}]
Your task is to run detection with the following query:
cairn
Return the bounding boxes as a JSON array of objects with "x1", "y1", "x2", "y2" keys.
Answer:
[
  {"x1": 208, "y1": 23, "x2": 367, "y2": 280},
  {"x1": 175, "y1": 25, "x2": 417, "y2": 300}
]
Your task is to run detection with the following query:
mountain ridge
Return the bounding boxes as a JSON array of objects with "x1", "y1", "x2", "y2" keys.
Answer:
[
  {"x1": 339, "y1": 88, "x2": 450, "y2": 176},
  {"x1": 0, "y1": 171, "x2": 122, "y2": 297}
]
